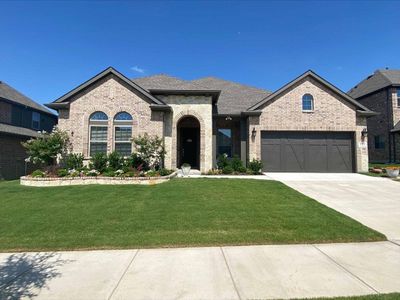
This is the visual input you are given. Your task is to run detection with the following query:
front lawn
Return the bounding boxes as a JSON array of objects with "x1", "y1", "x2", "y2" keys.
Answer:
[
  {"x1": 306, "y1": 293, "x2": 400, "y2": 300},
  {"x1": 0, "y1": 179, "x2": 385, "y2": 251}
]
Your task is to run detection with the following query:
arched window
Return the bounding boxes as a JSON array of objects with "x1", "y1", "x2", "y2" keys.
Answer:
[
  {"x1": 89, "y1": 111, "x2": 108, "y2": 156},
  {"x1": 302, "y1": 94, "x2": 314, "y2": 111},
  {"x1": 114, "y1": 112, "x2": 133, "y2": 156}
]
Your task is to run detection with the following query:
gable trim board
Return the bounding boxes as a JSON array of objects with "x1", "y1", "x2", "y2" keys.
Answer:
[
  {"x1": 46, "y1": 67, "x2": 372, "y2": 173},
  {"x1": 46, "y1": 67, "x2": 167, "y2": 110},
  {"x1": 248, "y1": 70, "x2": 374, "y2": 116}
]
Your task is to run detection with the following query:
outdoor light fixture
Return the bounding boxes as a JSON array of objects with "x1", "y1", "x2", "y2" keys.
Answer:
[
  {"x1": 225, "y1": 116, "x2": 232, "y2": 121},
  {"x1": 252, "y1": 127, "x2": 257, "y2": 138},
  {"x1": 361, "y1": 128, "x2": 368, "y2": 138}
]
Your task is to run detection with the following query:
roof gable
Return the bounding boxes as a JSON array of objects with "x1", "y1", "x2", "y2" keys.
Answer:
[
  {"x1": 0, "y1": 81, "x2": 54, "y2": 115},
  {"x1": 348, "y1": 69, "x2": 400, "y2": 99},
  {"x1": 248, "y1": 70, "x2": 372, "y2": 113},
  {"x1": 46, "y1": 67, "x2": 165, "y2": 109}
]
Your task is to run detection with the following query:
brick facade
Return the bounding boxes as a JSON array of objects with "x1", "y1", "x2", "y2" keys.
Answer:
[
  {"x1": 58, "y1": 74, "x2": 164, "y2": 157},
  {"x1": 248, "y1": 77, "x2": 369, "y2": 172}
]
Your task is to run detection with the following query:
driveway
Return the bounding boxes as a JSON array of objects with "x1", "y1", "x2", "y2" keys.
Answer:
[{"x1": 266, "y1": 173, "x2": 400, "y2": 241}]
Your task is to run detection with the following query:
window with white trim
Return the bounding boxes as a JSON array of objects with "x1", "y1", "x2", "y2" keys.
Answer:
[
  {"x1": 302, "y1": 94, "x2": 314, "y2": 111},
  {"x1": 32, "y1": 111, "x2": 40, "y2": 130},
  {"x1": 89, "y1": 111, "x2": 108, "y2": 156},
  {"x1": 114, "y1": 112, "x2": 133, "y2": 156}
]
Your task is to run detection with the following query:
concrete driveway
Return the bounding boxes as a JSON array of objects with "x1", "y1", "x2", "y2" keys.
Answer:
[{"x1": 266, "y1": 173, "x2": 400, "y2": 241}]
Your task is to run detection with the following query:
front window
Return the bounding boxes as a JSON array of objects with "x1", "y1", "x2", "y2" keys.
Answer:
[
  {"x1": 114, "y1": 112, "x2": 133, "y2": 156},
  {"x1": 397, "y1": 88, "x2": 400, "y2": 107},
  {"x1": 32, "y1": 111, "x2": 40, "y2": 130},
  {"x1": 302, "y1": 94, "x2": 314, "y2": 111},
  {"x1": 374, "y1": 135, "x2": 385, "y2": 149},
  {"x1": 89, "y1": 111, "x2": 108, "y2": 156},
  {"x1": 217, "y1": 128, "x2": 232, "y2": 157}
]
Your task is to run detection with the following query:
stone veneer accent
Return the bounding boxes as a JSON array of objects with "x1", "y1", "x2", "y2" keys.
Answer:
[
  {"x1": 20, "y1": 173, "x2": 176, "y2": 187},
  {"x1": 248, "y1": 77, "x2": 369, "y2": 172},
  {"x1": 58, "y1": 74, "x2": 164, "y2": 157},
  {"x1": 157, "y1": 95, "x2": 213, "y2": 173}
]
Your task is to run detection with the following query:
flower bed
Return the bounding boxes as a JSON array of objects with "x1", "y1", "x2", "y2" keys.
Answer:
[{"x1": 20, "y1": 171, "x2": 177, "y2": 187}]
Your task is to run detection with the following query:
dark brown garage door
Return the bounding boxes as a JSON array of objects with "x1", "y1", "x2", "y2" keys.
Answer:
[{"x1": 261, "y1": 131, "x2": 354, "y2": 172}]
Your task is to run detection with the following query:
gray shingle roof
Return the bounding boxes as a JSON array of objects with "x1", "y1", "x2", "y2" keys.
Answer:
[
  {"x1": 132, "y1": 74, "x2": 206, "y2": 91},
  {"x1": 0, "y1": 123, "x2": 40, "y2": 137},
  {"x1": 348, "y1": 69, "x2": 400, "y2": 99},
  {"x1": 132, "y1": 74, "x2": 271, "y2": 115},
  {"x1": 0, "y1": 81, "x2": 54, "y2": 115},
  {"x1": 192, "y1": 77, "x2": 271, "y2": 115}
]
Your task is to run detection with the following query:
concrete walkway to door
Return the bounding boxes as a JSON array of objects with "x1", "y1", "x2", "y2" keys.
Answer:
[{"x1": 266, "y1": 173, "x2": 400, "y2": 241}]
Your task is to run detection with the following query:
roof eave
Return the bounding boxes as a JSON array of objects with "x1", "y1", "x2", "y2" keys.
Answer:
[
  {"x1": 356, "y1": 110, "x2": 379, "y2": 117},
  {"x1": 45, "y1": 102, "x2": 70, "y2": 110},
  {"x1": 149, "y1": 89, "x2": 221, "y2": 103},
  {"x1": 241, "y1": 110, "x2": 262, "y2": 116},
  {"x1": 149, "y1": 104, "x2": 172, "y2": 112}
]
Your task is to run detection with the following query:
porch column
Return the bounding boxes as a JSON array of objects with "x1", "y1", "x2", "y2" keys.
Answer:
[
  {"x1": 212, "y1": 120, "x2": 217, "y2": 168},
  {"x1": 240, "y1": 118, "x2": 247, "y2": 166}
]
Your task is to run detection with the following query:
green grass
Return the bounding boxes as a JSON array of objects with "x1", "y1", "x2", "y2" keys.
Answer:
[
  {"x1": 0, "y1": 179, "x2": 385, "y2": 252},
  {"x1": 302, "y1": 293, "x2": 400, "y2": 300}
]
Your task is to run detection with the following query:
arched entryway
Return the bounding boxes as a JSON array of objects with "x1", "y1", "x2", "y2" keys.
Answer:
[{"x1": 177, "y1": 116, "x2": 200, "y2": 169}]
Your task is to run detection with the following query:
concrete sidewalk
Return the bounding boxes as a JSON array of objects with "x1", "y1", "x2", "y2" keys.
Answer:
[{"x1": 0, "y1": 241, "x2": 399, "y2": 300}]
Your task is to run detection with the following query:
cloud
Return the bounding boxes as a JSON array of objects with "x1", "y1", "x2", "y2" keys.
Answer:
[{"x1": 130, "y1": 66, "x2": 145, "y2": 73}]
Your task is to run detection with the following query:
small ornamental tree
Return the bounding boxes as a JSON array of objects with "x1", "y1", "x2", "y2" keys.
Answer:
[
  {"x1": 22, "y1": 127, "x2": 71, "y2": 166},
  {"x1": 132, "y1": 134, "x2": 165, "y2": 170}
]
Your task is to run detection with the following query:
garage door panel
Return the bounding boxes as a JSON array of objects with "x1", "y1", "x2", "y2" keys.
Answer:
[
  {"x1": 261, "y1": 131, "x2": 354, "y2": 173},
  {"x1": 283, "y1": 143, "x2": 304, "y2": 171}
]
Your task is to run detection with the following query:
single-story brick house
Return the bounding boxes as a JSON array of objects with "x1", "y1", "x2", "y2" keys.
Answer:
[{"x1": 46, "y1": 67, "x2": 375, "y2": 173}]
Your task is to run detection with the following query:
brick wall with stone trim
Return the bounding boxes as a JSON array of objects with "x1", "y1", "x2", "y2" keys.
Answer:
[
  {"x1": 390, "y1": 87, "x2": 400, "y2": 161},
  {"x1": 157, "y1": 95, "x2": 213, "y2": 172},
  {"x1": 57, "y1": 74, "x2": 164, "y2": 157},
  {"x1": 248, "y1": 77, "x2": 369, "y2": 172}
]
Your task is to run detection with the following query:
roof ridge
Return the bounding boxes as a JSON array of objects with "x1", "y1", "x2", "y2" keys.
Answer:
[
  {"x1": 0, "y1": 81, "x2": 54, "y2": 115},
  {"x1": 192, "y1": 76, "x2": 272, "y2": 93},
  {"x1": 377, "y1": 70, "x2": 398, "y2": 86}
]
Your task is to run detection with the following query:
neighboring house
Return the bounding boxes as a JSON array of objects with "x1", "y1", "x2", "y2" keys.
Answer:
[
  {"x1": 46, "y1": 67, "x2": 374, "y2": 173},
  {"x1": 0, "y1": 81, "x2": 57, "y2": 179},
  {"x1": 348, "y1": 69, "x2": 400, "y2": 163}
]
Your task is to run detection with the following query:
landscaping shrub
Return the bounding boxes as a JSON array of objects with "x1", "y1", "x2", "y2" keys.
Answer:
[
  {"x1": 89, "y1": 153, "x2": 108, "y2": 173},
  {"x1": 236, "y1": 166, "x2": 247, "y2": 174},
  {"x1": 216, "y1": 154, "x2": 229, "y2": 169},
  {"x1": 146, "y1": 170, "x2": 159, "y2": 177},
  {"x1": 102, "y1": 169, "x2": 115, "y2": 177},
  {"x1": 57, "y1": 168, "x2": 68, "y2": 177},
  {"x1": 222, "y1": 165, "x2": 233, "y2": 174},
  {"x1": 132, "y1": 134, "x2": 165, "y2": 170},
  {"x1": 31, "y1": 170, "x2": 45, "y2": 178},
  {"x1": 86, "y1": 169, "x2": 100, "y2": 177},
  {"x1": 68, "y1": 169, "x2": 80, "y2": 177},
  {"x1": 65, "y1": 153, "x2": 84, "y2": 170},
  {"x1": 248, "y1": 159, "x2": 263, "y2": 174},
  {"x1": 159, "y1": 168, "x2": 173, "y2": 176},
  {"x1": 22, "y1": 127, "x2": 70, "y2": 166},
  {"x1": 127, "y1": 153, "x2": 147, "y2": 170},
  {"x1": 108, "y1": 151, "x2": 123, "y2": 170},
  {"x1": 231, "y1": 155, "x2": 243, "y2": 172}
]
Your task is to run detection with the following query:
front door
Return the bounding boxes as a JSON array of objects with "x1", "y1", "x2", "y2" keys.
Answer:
[{"x1": 180, "y1": 127, "x2": 199, "y2": 169}]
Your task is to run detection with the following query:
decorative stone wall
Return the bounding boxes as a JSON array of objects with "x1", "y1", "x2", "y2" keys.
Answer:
[
  {"x1": 157, "y1": 95, "x2": 213, "y2": 172},
  {"x1": 20, "y1": 172, "x2": 176, "y2": 187},
  {"x1": 57, "y1": 74, "x2": 164, "y2": 157},
  {"x1": 248, "y1": 77, "x2": 369, "y2": 172}
]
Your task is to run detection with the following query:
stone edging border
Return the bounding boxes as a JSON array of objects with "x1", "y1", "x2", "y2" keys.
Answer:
[{"x1": 20, "y1": 172, "x2": 177, "y2": 187}]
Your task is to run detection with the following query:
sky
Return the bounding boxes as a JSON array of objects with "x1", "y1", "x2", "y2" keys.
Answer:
[{"x1": 1, "y1": 0, "x2": 400, "y2": 107}]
